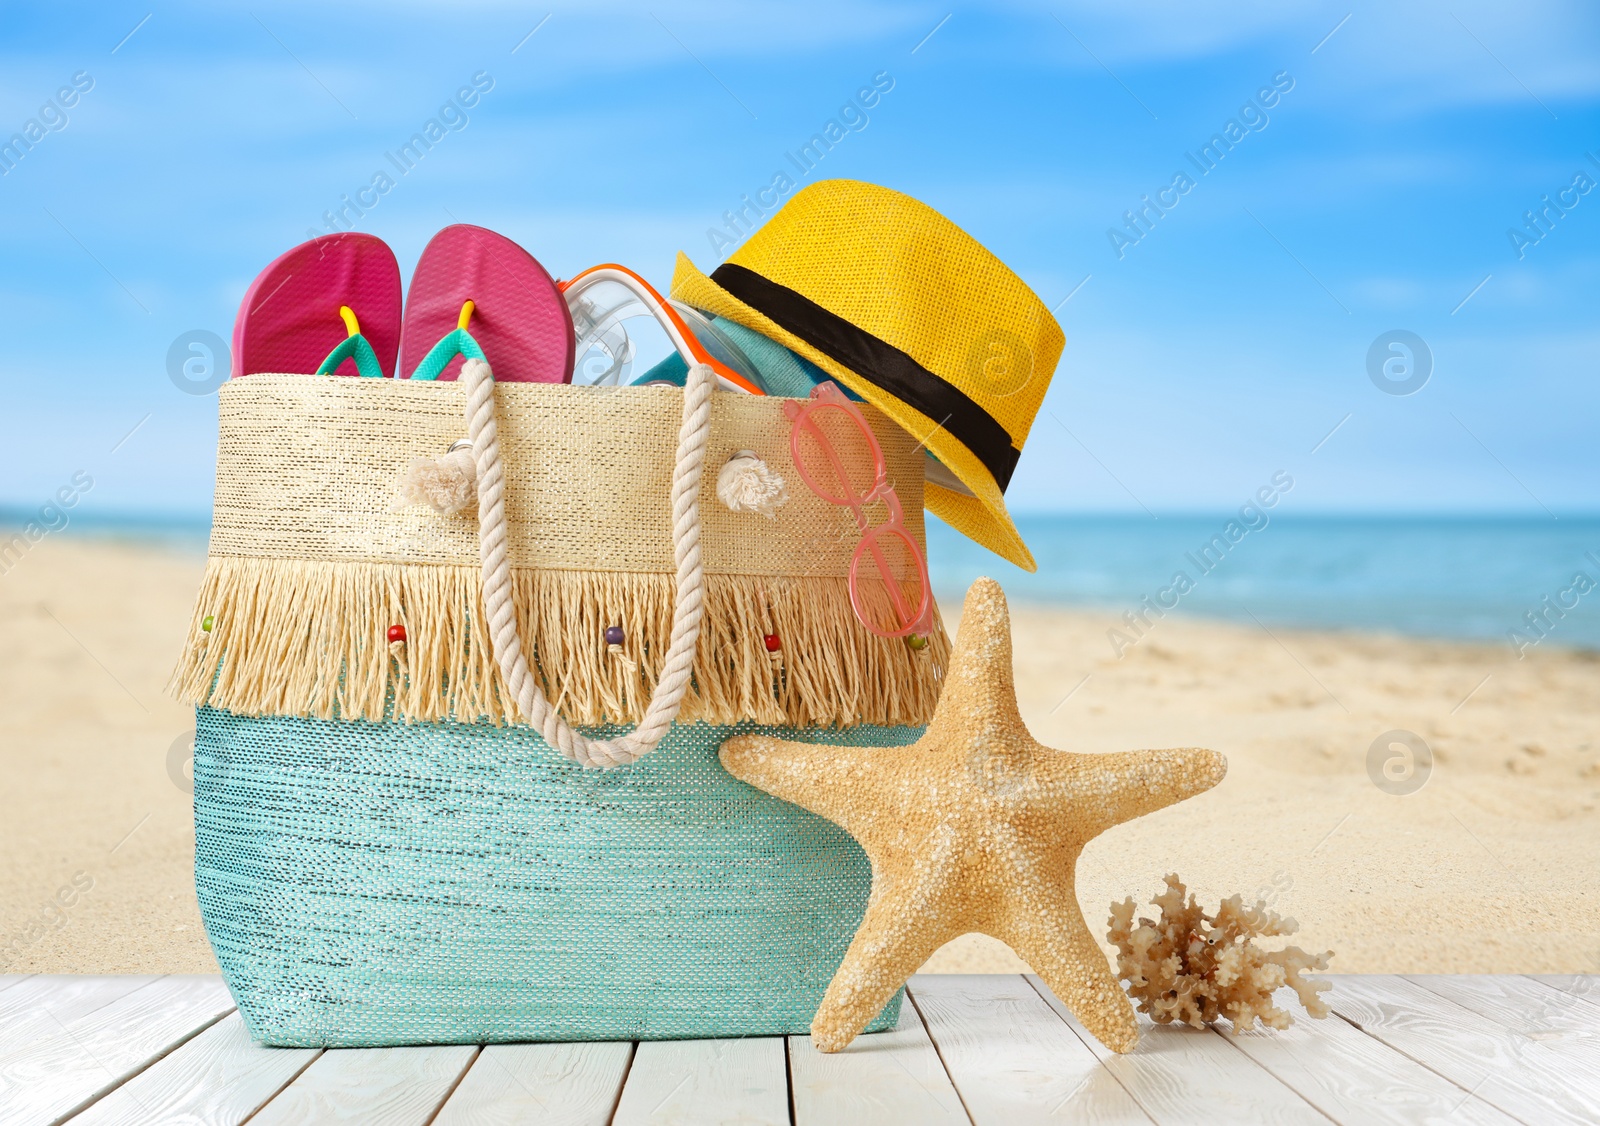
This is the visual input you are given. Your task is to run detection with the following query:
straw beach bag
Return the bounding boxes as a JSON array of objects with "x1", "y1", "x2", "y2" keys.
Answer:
[{"x1": 171, "y1": 357, "x2": 949, "y2": 1047}]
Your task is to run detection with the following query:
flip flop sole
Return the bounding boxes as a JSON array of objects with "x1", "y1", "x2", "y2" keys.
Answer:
[
  {"x1": 233, "y1": 233, "x2": 402, "y2": 378},
  {"x1": 399, "y1": 224, "x2": 574, "y2": 382}
]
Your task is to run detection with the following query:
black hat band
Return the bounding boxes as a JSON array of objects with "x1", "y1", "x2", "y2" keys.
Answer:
[{"x1": 710, "y1": 263, "x2": 1021, "y2": 492}]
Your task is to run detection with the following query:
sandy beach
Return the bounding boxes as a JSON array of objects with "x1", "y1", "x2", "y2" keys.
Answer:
[{"x1": 3, "y1": 535, "x2": 1596, "y2": 977}]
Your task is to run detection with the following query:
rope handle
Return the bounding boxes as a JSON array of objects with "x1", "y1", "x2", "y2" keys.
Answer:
[{"x1": 462, "y1": 356, "x2": 715, "y2": 768}]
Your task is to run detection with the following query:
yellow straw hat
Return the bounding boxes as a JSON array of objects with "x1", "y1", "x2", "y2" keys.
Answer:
[{"x1": 672, "y1": 179, "x2": 1062, "y2": 572}]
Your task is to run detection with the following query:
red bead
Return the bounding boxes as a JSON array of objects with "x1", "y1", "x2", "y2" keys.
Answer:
[
  {"x1": 763, "y1": 633, "x2": 781, "y2": 652},
  {"x1": 387, "y1": 624, "x2": 406, "y2": 643}
]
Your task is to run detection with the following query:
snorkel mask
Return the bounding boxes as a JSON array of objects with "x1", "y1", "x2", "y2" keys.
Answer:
[{"x1": 560, "y1": 264, "x2": 766, "y2": 394}]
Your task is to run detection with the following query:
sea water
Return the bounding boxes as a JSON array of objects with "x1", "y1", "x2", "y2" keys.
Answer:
[{"x1": 928, "y1": 514, "x2": 1600, "y2": 653}]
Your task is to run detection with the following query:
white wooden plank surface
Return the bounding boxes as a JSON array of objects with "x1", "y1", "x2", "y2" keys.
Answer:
[
  {"x1": 432, "y1": 1041, "x2": 632, "y2": 1126},
  {"x1": 908, "y1": 974, "x2": 1149, "y2": 1125},
  {"x1": 789, "y1": 995, "x2": 970, "y2": 1125},
  {"x1": 0, "y1": 976, "x2": 157, "y2": 1053},
  {"x1": 1218, "y1": 996, "x2": 1517, "y2": 1124},
  {"x1": 8, "y1": 974, "x2": 1593, "y2": 1122},
  {"x1": 0, "y1": 975, "x2": 233, "y2": 1126},
  {"x1": 1405, "y1": 975, "x2": 1600, "y2": 1092},
  {"x1": 1331, "y1": 974, "x2": 1599, "y2": 1126},
  {"x1": 1413, "y1": 973, "x2": 1600, "y2": 1037},
  {"x1": 1527, "y1": 974, "x2": 1600, "y2": 1012},
  {"x1": 250, "y1": 1044, "x2": 478, "y2": 1126},
  {"x1": 611, "y1": 1037, "x2": 788, "y2": 1126},
  {"x1": 66, "y1": 1012, "x2": 319, "y2": 1126},
  {"x1": 1024, "y1": 974, "x2": 1324, "y2": 1125}
]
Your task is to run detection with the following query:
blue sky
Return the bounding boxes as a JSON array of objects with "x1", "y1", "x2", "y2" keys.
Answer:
[{"x1": 1, "y1": 0, "x2": 1597, "y2": 519}]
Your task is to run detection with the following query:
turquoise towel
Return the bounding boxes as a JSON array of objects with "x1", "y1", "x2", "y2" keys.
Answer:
[{"x1": 632, "y1": 312, "x2": 862, "y2": 400}]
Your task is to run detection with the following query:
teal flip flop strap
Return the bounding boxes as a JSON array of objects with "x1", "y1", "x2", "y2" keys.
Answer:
[
  {"x1": 409, "y1": 328, "x2": 487, "y2": 381},
  {"x1": 315, "y1": 334, "x2": 385, "y2": 379}
]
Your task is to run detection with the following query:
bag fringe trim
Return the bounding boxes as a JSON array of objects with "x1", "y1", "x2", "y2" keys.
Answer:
[{"x1": 168, "y1": 556, "x2": 949, "y2": 728}]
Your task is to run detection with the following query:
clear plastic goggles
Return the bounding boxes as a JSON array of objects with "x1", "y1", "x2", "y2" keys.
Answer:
[{"x1": 561, "y1": 265, "x2": 766, "y2": 394}]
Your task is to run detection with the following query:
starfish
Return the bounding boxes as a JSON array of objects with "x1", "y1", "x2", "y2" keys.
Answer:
[{"x1": 720, "y1": 577, "x2": 1227, "y2": 1053}]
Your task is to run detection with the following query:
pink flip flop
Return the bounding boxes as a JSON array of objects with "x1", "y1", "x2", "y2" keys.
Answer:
[
  {"x1": 233, "y1": 233, "x2": 402, "y2": 378},
  {"x1": 399, "y1": 225, "x2": 574, "y2": 382}
]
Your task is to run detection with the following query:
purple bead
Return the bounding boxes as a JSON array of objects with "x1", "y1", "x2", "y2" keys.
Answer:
[{"x1": 604, "y1": 625, "x2": 625, "y2": 646}]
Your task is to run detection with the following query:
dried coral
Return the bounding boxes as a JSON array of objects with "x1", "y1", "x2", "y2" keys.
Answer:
[{"x1": 1109, "y1": 873, "x2": 1333, "y2": 1035}]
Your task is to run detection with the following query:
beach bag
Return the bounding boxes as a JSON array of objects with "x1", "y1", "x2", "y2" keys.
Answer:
[{"x1": 171, "y1": 357, "x2": 949, "y2": 1047}]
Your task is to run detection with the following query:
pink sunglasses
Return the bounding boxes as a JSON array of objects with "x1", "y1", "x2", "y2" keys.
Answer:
[{"x1": 784, "y1": 382, "x2": 933, "y2": 641}]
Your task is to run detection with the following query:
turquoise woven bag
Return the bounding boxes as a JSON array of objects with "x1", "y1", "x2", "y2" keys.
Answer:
[
  {"x1": 175, "y1": 355, "x2": 948, "y2": 1046},
  {"x1": 194, "y1": 710, "x2": 919, "y2": 1046}
]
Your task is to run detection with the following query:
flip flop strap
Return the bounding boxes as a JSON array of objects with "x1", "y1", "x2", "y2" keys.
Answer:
[
  {"x1": 315, "y1": 334, "x2": 385, "y2": 378},
  {"x1": 463, "y1": 355, "x2": 714, "y2": 769},
  {"x1": 409, "y1": 328, "x2": 488, "y2": 381}
]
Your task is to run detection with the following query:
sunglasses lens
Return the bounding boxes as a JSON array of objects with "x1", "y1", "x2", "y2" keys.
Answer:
[
  {"x1": 850, "y1": 525, "x2": 929, "y2": 636},
  {"x1": 793, "y1": 403, "x2": 883, "y2": 505}
]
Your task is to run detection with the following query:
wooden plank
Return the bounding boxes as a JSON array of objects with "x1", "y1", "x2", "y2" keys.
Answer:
[
  {"x1": 249, "y1": 1044, "x2": 478, "y2": 1126},
  {"x1": 1024, "y1": 975, "x2": 1324, "y2": 1124},
  {"x1": 66, "y1": 1012, "x2": 319, "y2": 1126},
  {"x1": 1217, "y1": 998, "x2": 1517, "y2": 1124},
  {"x1": 908, "y1": 974, "x2": 1149, "y2": 1124},
  {"x1": 0, "y1": 976, "x2": 157, "y2": 1054},
  {"x1": 611, "y1": 1038, "x2": 788, "y2": 1126},
  {"x1": 1331, "y1": 974, "x2": 1599, "y2": 1125},
  {"x1": 1411, "y1": 974, "x2": 1600, "y2": 1041},
  {"x1": 0, "y1": 975, "x2": 233, "y2": 1126},
  {"x1": 1525, "y1": 974, "x2": 1600, "y2": 1014},
  {"x1": 432, "y1": 1041, "x2": 632, "y2": 1126},
  {"x1": 1405, "y1": 975, "x2": 1600, "y2": 1093},
  {"x1": 0, "y1": 976, "x2": 30, "y2": 997},
  {"x1": 789, "y1": 995, "x2": 970, "y2": 1125}
]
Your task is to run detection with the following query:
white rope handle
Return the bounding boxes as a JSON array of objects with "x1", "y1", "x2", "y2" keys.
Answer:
[{"x1": 462, "y1": 357, "x2": 716, "y2": 768}]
